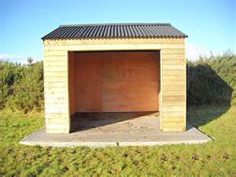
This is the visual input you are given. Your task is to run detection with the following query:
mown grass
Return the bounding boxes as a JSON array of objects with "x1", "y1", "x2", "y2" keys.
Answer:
[{"x1": 0, "y1": 106, "x2": 235, "y2": 177}]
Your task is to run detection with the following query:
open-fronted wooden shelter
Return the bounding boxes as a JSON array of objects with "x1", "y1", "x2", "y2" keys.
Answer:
[{"x1": 42, "y1": 23, "x2": 187, "y2": 133}]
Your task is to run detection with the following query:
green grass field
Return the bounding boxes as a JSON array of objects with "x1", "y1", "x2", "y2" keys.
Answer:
[{"x1": 0, "y1": 105, "x2": 235, "y2": 176}]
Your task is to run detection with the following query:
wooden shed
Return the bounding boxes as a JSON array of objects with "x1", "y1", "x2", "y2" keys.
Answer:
[{"x1": 42, "y1": 23, "x2": 187, "y2": 133}]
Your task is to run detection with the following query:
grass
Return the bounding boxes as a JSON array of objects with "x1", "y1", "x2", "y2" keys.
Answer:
[{"x1": 0, "y1": 106, "x2": 235, "y2": 177}]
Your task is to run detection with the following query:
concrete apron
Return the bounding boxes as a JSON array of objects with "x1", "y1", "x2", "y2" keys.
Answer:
[{"x1": 20, "y1": 112, "x2": 212, "y2": 147}]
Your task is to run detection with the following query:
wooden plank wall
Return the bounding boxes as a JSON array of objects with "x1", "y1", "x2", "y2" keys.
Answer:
[
  {"x1": 44, "y1": 50, "x2": 70, "y2": 133},
  {"x1": 161, "y1": 47, "x2": 186, "y2": 131},
  {"x1": 43, "y1": 38, "x2": 186, "y2": 133}
]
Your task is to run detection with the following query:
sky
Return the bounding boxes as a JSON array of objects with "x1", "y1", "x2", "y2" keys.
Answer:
[{"x1": 0, "y1": 0, "x2": 235, "y2": 62}]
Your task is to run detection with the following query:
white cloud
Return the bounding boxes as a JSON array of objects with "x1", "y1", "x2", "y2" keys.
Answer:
[
  {"x1": 185, "y1": 43, "x2": 232, "y2": 61},
  {"x1": 186, "y1": 43, "x2": 213, "y2": 61},
  {"x1": 0, "y1": 54, "x2": 42, "y2": 64}
]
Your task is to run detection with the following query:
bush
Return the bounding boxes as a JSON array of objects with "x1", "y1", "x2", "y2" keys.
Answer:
[
  {"x1": 0, "y1": 60, "x2": 44, "y2": 113},
  {"x1": 187, "y1": 51, "x2": 236, "y2": 105},
  {"x1": 0, "y1": 61, "x2": 23, "y2": 109}
]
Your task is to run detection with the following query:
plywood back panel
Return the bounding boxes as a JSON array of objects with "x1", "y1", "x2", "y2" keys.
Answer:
[
  {"x1": 102, "y1": 52, "x2": 159, "y2": 112},
  {"x1": 70, "y1": 51, "x2": 160, "y2": 112}
]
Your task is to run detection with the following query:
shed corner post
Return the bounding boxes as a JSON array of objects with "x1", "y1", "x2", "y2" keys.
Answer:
[
  {"x1": 160, "y1": 49, "x2": 163, "y2": 131},
  {"x1": 160, "y1": 38, "x2": 186, "y2": 132},
  {"x1": 43, "y1": 40, "x2": 71, "y2": 133}
]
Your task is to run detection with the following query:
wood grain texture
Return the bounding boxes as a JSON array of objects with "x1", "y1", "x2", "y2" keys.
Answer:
[
  {"x1": 43, "y1": 38, "x2": 184, "y2": 46},
  {"x1": 43, "y1": 50, "x2": 70, "y2": 133},
  {"x1": 69, "y1": 52, "x2": 77, "y2": 115},
  {"x1": 75, "y1": 53, "x2": 103, "y2": 112},
  {"x1": 69, "y1": 51, "x2": 160, "y2": 112},
  {"x1": 160, "y1": 46, "x2": 186, "y2": 132}
]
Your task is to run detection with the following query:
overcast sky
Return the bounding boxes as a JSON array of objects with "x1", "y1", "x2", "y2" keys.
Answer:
[{"x1": 0, "y1": 0, "x2": 235, "y2": 63}]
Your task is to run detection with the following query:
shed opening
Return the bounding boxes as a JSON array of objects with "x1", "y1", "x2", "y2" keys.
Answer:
[{"x1": 68, "y1": 51, "x2": 160, "y2": 129}]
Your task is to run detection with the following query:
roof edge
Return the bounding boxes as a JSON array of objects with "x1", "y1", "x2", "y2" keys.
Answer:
[
  {"x1": 42, "y1": 36, "x2": 187, "y2": 41},
  {"x1": 59, "y1": 23, "x2": 171, "y2": 27}
]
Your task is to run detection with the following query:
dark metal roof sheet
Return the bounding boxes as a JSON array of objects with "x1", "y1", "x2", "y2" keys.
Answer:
[{"x1": 42, "y1": 23, "x2": 188, "y2": 40}]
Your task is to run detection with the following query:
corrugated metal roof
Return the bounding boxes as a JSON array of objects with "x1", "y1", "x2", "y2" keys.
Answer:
[{"x1": 42, "y1": 23, "x2": 187, "y2": 40}]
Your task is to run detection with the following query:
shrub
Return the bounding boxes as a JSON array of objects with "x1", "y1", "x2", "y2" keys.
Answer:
[
  {"x1": 187, "y1": 51, "x2": 236, "y2": 105},
  {"x1": 0, "y1": 61, "x2": 24, "y2": 109},
  {"x1": 0, "y1": 60, "x2": 44, "y2": 113},
  {"x1": 7, "y1": 61, "x2": 44, "y2": 112}
]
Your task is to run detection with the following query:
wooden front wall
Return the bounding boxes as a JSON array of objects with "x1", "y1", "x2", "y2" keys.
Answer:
[
  {"x1": 43, "y1": 38, "x2": 186, "y2": 133},
  {"x1": 69, "y1": 51, "x2": 159, "y2": 113}
]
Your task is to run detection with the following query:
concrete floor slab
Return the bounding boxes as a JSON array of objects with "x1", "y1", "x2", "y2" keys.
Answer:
[{"x1": 20, "y1": 112, "x2": 212, "y2": 147}]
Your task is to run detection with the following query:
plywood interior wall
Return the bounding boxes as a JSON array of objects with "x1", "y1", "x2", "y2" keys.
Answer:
[{"x1": 69, "y1": 51, "x2": 160, "y2": 114}]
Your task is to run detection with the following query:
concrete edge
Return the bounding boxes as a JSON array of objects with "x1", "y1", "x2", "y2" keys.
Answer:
[
  {"x1": 118, "y1": 139, "x2": 211, "y2": 146},
  {"x1": 188, "y1": 123, "x2": 215, "y2": 142},
  {"x1": 20, "y1": 127, "x2": 45, "y2": 142},
  {"x1": 19, "y1": 125, "x2": 212, "y2": 148},
  {"x1": 20, "y1": 139, "x2": 211, "y2": 148},
  {"x1": 20, "y1": 141, "x2": 118, "y2": 148}
]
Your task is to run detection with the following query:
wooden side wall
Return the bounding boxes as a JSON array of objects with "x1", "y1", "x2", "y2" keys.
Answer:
[
  {"x1": 43, "y1": 38, "x2": 186, "y2": 133},
  {"x1": 73, "y1": 53, "x2": 103, "y2": 112},
  {"x1": 161, "y1": 47, "x2": 186, "y2": 131},
  {"x1": 44, "y1": 50, "x2": 70, "y2": 133},
  {"x1": 69, "y1": 52, "x2": 77, "y2": 115}
]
